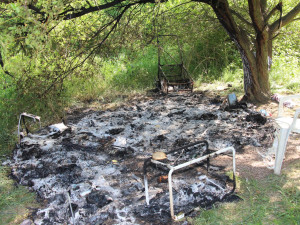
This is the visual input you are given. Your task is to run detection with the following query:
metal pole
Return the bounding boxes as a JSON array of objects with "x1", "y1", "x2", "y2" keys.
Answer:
[{"x1": 168, "y1": 168, "x2": 175, "y2": 219}]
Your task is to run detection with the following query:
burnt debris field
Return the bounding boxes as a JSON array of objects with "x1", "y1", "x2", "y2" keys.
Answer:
[{"x1": 6, "y1": 92, "x2": 276, "y2": 224}]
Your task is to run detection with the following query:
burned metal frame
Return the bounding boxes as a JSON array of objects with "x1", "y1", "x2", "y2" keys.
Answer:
[
  {"x1": 144, "y1": 144, "x2": 236, "y2": 220},
  {"x1": 157, "y1": 35, "x2": 193, "y2": 93},
  {"x1": 18, "y1": 112, "x2": 41, "y2": 145}
]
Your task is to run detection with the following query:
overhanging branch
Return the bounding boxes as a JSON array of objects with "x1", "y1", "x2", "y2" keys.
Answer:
[
  {"x1": 59, "y1": 0, "x2": 127, "y2": 20},
  {"x1": 265, "y1": 2, "x2": 282, "y2": 23},
  {"x1": 59, "y1": 0, "x2": 161, "y2": 20},
  {"x1": 230, "y1": 9, "x2": 252, "y2": 27},
  {"x1": 42, "y1": 4, "x2": 131, "y2": 96},
  {"x1": 270, "y1": 2, "x2": 300, "y2": 34}
]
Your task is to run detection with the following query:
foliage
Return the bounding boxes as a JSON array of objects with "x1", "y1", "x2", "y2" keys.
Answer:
[
  {"x1": 0, "y1": 0, "x2": 299, "y2": 135},
  {"x1": 270, "y1": 21, "x2": 300, "y2": 93}
]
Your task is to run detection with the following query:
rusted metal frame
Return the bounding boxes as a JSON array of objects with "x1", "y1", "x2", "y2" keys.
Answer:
[
  {"x1": 157, "y1": 35, "x2": 162, "y2": 82},
  {"x1": 157, "y1": 35, "x2": 194, "y2": 93},
  {"x1": 182, "y1": 65, "x2": 194, "y2": 92},
  {"x1": 144, "y1": 141, "x2": 208, "y2": 205},
  {"x1": 159, "y1": 66, "x2": 192, "y2": 92},
  {"x1": 158, "y1": 65, "x2": 170, "y2": 94},
  {"x1": 144, "y1": 146, "x2": 236, "y2": 220},
  {"x1": 168, "y1": 146, "x2": 236, "y2": 220},
  {"x1": 176, "y1": 34, "x2": 193, "y2": 89},
  {"x1": 157, "y1": 34, "x2": 193, "y2": 93},
  {"x1": 18, "y1": 112, "x2": 41, "y2": 145},
  {"x1": 167, "y1": 140, "x2": 208, "y2": 155}
]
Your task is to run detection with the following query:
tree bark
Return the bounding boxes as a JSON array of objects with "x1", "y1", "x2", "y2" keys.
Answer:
[
  {"x1": 206, "y1": 0, "x2": 270, "y2": 102},
  {"x1": 193, "y1": 0, "x2": 299, "y2": 103}
]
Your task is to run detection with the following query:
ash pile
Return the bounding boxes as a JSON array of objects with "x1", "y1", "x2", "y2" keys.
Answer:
[{"x1": 6, "y1": 92, "x2": 275, "y2": 224}]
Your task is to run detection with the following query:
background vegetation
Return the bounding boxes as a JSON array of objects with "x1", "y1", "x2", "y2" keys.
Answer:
[
  {"x1": 1, "y1": 1, "x2": 299, "y2": 152},
  {"x1": 0, "y1": 0, "x2": 299, "y2": 224}
]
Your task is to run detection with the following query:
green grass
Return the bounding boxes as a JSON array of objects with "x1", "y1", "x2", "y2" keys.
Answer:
[
  {"x1": 192, "y1": 161, "x2": 300, "y2": 225},
  {"x1": 270, "y1": 55, "x2": 300, "y2": 94},
  {"x1": 0, "y1": 166, "x2": 39, "y2": 225}
]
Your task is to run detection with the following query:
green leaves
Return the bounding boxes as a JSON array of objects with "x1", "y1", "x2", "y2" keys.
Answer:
[{"x1": 9, "y1": 3, "x2": 21, "y2": 13}]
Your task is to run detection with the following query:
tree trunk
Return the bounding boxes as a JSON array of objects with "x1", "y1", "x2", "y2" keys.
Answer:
[
  {"x1": 244, "y1": 30, "x2": 271, "y2": 102},
  {"x1": 234, "y1": 38, "x2": 270, "y2": 103},
  {"x1": 210, "y1": 1, "x2": 271, "y2": 103}
]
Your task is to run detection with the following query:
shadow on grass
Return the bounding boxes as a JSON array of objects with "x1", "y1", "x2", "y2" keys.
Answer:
[
  {"x1": 191, "y1": 161, "x2": 300, "y2": 225},
  {"x1": 0, "y1": 166, "x2": 39, "y2": 225}
]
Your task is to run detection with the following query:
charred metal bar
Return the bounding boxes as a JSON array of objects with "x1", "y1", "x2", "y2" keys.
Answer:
[
  {"x1": 18, "y1": 112, "x2": 41, "y2": 145},
  {"x1": 168, "y1": 146, "x2": 236, "y2": 220},
  {"x1": 166, "y1": 140, "x2": 208, "y2": 155},
  {"x1": 144, "y1": 146, "x2": 236, "y2": 220},
  {"x1": 143, "y1": 141, "x2": 210, "y2": 206},
  {"x1": 167, "y1": 140, "x2": 210, "y2": 171}
]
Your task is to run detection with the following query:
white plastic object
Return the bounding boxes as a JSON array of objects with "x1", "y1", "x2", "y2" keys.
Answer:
[
  {"x1": 274, "y1": 94, "x2": 300, "y2": 175},
  {"x1": 49, "y1": 123, "x2": 69, "y2": 133},
  {"x1": 227, "y1": 93, "x2": 237, "y2": 106}
]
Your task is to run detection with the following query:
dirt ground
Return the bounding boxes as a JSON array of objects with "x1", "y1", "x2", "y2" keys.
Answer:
[
  {"x1": 233, "y1": 134, "x2": 300, "y2": 179},
  {"x1": 234, "y1": 106, "x2": 300, "y2": 180}
]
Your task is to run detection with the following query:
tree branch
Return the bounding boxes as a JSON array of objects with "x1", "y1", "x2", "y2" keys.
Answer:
[
  {"x1": 59, "y1": 0, "x2": 127, "y2": 20},
  {"x1": 270, "y1": 2, "x2": 300, "y2": 34},
  {"x1": 42, "y1": 4, "x2": 131, "y2": 96},
  {"x1": 248, "y1": 0, "x2": 264, "y2": 32},
  {"x1": 230, "y1": 9, "x2": 252, "y2": 27},
  {"x1": 191, "y1": 0, "x2": 213, "y2": 4},
  {"x1": 265, "y1": 2, "x2": 282, "y2": 23},
  {"x1": 59, "y1": 0, "x2": 160, "y2": 20},
  {"x1": 27, "y1": 4, "x2": 46, "y2": 17}
]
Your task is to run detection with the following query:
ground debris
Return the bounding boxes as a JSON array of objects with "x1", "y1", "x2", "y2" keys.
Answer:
[{"x1": 6, "y1": 93, "x2": 276, "y2": 224}]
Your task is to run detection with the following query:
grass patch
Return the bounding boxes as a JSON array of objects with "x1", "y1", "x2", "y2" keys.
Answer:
[
  {"x1": 270, "y1": 55, "x2": 300, "y2": 94},
  {"x1": 194, "y1": 80, "x2": 244, "y2": 100},
  {"x1": 0, "y1": 166, "x2": 39, "y2": 225},
  {"x1": 192, "y1": 161, "x2": 300, "y2": 225}
]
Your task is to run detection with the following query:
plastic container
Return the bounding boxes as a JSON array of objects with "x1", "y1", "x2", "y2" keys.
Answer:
[{"x1": 227, "y1": 93, "x2": 237, "y2": 106}]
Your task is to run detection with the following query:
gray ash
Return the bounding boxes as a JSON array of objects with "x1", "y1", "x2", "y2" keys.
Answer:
[{"x1": 6, "y1": 93, "x2": 275, "y2": 224}]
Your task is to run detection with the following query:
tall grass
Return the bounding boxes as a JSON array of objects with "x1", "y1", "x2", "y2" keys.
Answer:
[
  {"x1": 270, "y1": 54, "x2": 300, "y2": 93},
  {"x1": 64, "y1": 46, "x2": 158, "y2": 103}
]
